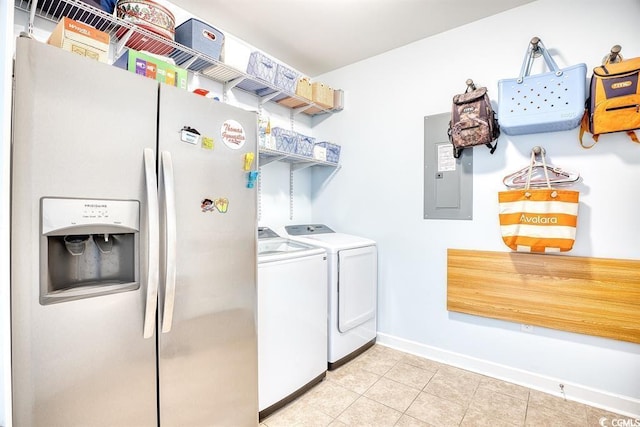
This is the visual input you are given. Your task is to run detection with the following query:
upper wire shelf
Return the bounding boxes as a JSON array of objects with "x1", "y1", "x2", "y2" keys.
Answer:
[
  {"x1": 14, "y1": 0, "x2": 335, "y2": 116},
  {"x1": 258, "y1": 147, "x2": 340, "y2": 169}
]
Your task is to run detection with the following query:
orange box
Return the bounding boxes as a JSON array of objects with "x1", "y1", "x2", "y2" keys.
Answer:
[{"x1": 47, "y1": 17, "x2": 110, "y2": 63}]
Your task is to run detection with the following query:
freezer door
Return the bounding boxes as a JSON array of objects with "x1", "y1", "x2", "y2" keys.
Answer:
[
  {"x1": 11, "y1": 38, "x2": 158, "y2": 426},
  {"x1": 157, "y1": 84, "x2": 259, "y2": 426}
]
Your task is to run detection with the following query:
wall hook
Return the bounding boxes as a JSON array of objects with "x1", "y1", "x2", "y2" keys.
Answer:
[
  {"x1": 603, "y1": 44, "x2": 622, "y2": 65},
  {"x1": 465, "y1": 79, "x2": 476, "y2": 92}
]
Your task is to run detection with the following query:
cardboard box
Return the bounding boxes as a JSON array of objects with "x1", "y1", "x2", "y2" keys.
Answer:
[
  {"x1": 312, "y1": 82, "x2": 334, "y2": 109},
  {"x1": 114, "y1": 49, "x2": 187, "y2": 89},
  {"x1": 277, "y1": 77, "x2": 312, "y2": 108},
  {"x1": 47, "y1": 17, "x2": 110, "y2": 63}
]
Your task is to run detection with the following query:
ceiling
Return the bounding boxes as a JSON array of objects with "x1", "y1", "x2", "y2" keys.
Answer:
[{"x1": 173, "y1": 0, "x2": 535, "y2": 77}]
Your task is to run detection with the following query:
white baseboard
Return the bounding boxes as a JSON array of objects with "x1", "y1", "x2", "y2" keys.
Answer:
[{"x1": 376, "y1": 332, "x2": 640, "y2": 419}]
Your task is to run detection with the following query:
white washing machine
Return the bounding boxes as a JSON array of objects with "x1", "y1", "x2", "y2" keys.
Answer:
[
  {"x1": 283, "y1": 224, "x2": 377, "y2": 370},
  {"x1": 257, "y1": 227, "x2": 328, "y2": 420}
]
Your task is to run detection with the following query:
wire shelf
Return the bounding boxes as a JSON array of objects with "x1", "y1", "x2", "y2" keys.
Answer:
[{"x1": 14, "y1": 0, "x2": 335, "y2": 116}]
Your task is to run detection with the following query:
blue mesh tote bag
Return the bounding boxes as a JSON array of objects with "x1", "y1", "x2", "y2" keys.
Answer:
[{"x1": 498, "y1": 37, "x2": 587, "y2": 136}]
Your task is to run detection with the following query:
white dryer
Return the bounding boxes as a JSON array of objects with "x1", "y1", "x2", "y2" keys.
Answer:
[{"x1": 283, "y1": 224, "x2": 377, "y2": 370}]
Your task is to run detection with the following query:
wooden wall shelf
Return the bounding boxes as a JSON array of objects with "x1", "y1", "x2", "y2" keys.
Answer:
[{"x1": 447, "y1": 249, "x2": 640, "y2": 344}]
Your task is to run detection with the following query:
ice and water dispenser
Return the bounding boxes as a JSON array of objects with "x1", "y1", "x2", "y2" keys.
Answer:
[{"x1": 40, "y1": 197, "x2": 140, "y2": 305}]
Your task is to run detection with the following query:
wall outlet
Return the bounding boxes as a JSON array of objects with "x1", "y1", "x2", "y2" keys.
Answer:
[{"x1": 521, "y1": 324, "x2": 534, "y2": 333}]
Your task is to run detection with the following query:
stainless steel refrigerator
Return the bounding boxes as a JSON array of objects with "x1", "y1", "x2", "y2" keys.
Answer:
[{"x1": 11, "y1": 37, "x2": 259, "y2": 426}]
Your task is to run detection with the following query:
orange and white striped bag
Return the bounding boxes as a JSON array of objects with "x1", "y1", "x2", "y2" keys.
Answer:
[{"x1": 498, "y1": 151, "x2": 579, "y2": 253}]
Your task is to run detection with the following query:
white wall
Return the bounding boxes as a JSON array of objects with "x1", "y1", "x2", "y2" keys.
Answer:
[{"x1": 310, "y1": 0, "x2": 640, "y2": 417}]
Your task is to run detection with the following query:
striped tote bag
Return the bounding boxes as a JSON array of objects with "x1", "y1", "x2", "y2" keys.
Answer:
[{"x1": 498, "y1": 151, "x2": 579, "y2": 253}]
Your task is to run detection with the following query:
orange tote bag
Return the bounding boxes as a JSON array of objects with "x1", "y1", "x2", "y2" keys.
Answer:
[{"x1": 498, "y1": 151, "x2": 579, "y2": 253}]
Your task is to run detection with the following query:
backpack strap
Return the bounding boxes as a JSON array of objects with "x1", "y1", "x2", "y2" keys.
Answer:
[
  {"x1": 580, "y1": 112, "x2": 640, "y2": 148},
  {"x1": 579, "y1": 111, "x2": 598, "y2": 149}
]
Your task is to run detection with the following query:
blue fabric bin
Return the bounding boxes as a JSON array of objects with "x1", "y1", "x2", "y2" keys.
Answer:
[
  {"x1": 272, "y1": 127, "x2": 297, "y2": 153},
  {"x1": 316, "y1": 142, "x2": 341, "y2": 163},
  {"x1": 171, "y1": 18, "x2": 225, "y2": 71},
  {"x1": 295, "y1": 134, "x2": 315, "y2": 157}
]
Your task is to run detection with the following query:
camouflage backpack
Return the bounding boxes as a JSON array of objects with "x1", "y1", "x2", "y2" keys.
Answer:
[{"x1": 448, "y1": 79, "x2": 500, "y2": 158}]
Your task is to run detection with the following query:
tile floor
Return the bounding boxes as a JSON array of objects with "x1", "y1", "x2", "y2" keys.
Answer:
[{"x1": 261, "y1": 344, "x2": 638, "y2": 427}]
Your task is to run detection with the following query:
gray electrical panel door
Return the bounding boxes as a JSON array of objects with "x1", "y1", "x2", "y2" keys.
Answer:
[{"x1": 423, "y1": 113, "x2": 473, "y2": 220}]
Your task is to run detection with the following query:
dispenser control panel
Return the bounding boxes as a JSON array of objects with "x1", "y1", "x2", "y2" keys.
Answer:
[{"x1": 41, "y1": 198, "x2": 140, "y2": 234}]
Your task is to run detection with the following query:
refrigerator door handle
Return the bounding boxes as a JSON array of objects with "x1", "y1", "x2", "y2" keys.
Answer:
[
  {"x1": 143, "y1": 148, "x2": 160, "y2": 339},
  {"x1": 160, "y1": 151, "x2": 177, "y2": 333}
]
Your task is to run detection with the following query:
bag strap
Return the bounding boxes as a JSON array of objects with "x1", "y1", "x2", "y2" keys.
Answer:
[
  {"x1": 579, "y1": 113, "x2": 640, "y2": 148},
  {"x1": 518, "y1": 37, "x2": 562, "y2": 83},
  {"x1": 579, "y1": 111, "x2": 599, "y2": 149}
]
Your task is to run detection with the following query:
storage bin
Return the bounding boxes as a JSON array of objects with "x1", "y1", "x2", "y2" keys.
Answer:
[
  {"x1": 171, "y1": 18, "x2": 224, "y2": 71},
  {"x1": 312, "y1": 82, "x2": 334, "y2": 109},
  {"x1": 315, "y1": 142, "x2": 341, "y2": 163},
  {"x1": 333, "y1": 89, "x2": 344, "y2": 111},
  {"x1": 274, "y1": 63, "x2": 300, "y2": 94},
  {"x1": 271, "y1": 127, "x2": 297, "y2": 153},
  {"x1": 295, "y1": 134, "x2": 315, "y2": 157},
  {"x1": 246, "y1": 51, "x2": 276, "y2": 84},
  {"x1": 313, "y1": 144, "x2": 327, "y2": 161},
  {"x1": 115, "y1": 0, "x2": 175, "y2": 55},
  {"x1": 38, "y1": 0, "x2": 114, "y2": 28}
]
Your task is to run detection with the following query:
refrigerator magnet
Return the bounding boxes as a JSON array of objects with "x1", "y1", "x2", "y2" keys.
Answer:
[
  {"x1": 201, "y1": 136, "x2": 214, "y2": 150},
  {"x1": 201, "y1": 198, "x2": 215, "y2": 212},
  {"x1": 221, "y1": 119, "x2": 246, "y2": 150},
  {"x1": 214, "y1": 198, "x2": 229, "y2": 213},
  {"x1": 181, "y1": 126, "x2": 201, "y2": 145}
]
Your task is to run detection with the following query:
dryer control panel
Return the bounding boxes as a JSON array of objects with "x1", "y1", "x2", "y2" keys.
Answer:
[{"x1": 285, "y1": 224, "x2": 334, "y2": 235}]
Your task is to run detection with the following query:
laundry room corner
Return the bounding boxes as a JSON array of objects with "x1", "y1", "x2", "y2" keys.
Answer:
[{"x1": 308, "y1": 0, "x2": 640, "y2": 416}]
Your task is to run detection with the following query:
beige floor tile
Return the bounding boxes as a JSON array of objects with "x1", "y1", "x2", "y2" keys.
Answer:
[
  {"x1": 423, "y1": 368, "x2": 481, "y2": 406},
  {"x1": 460, "y1": 408, "x2": 522, "y2": 427},
  {"x1": 467, "y1": 386, "x2": 527, "y2": 425},
  {"x1": 384, "y1": 361, "x2": 436, "y2": 390},
  {"x1": 352, "y1": 349, "x2": 400, "y2": 376},
  {"x1": 364, "y1": 377, "x2": 421, "y2": 412},
  {"x1": 327, "y1": 361, "x2": 381, "y2": 394},
  {"x1": 369, "y1": 343, "x2": 407, "y2": 361},
  {"x1": 528, "y1": 389, "x2": 588, "y2": 420},
  {"x1": 401, "y1": 353, "x2": 446, "y2": 372},
  {"x1": 524, "y1": 405, "x2": 587, "y2": 427},
  {"x1": 335, "y1": 396, "x2": 402, "y2": 426},
  {"x1": 477, "y1": 376, "x2": 530, "y2": 401},
  {"x1": 585, "y1": 406, "x2": 640, "y2": 427},
  {"x1": 328, "y1": 420, "x2": 348, "y2": 426},
  {"x1": 297, "y1": 379, "x2": 360, "y2": 418},
  {"x1": 261, "y1": 399, "x2": 335, "y2": 427},
  {"x1": 405, "y1": 391, "x2": 466, "y2": 427},
  {"x1": 395, "y1": 413, "x2": 432, "y2": 426}
]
